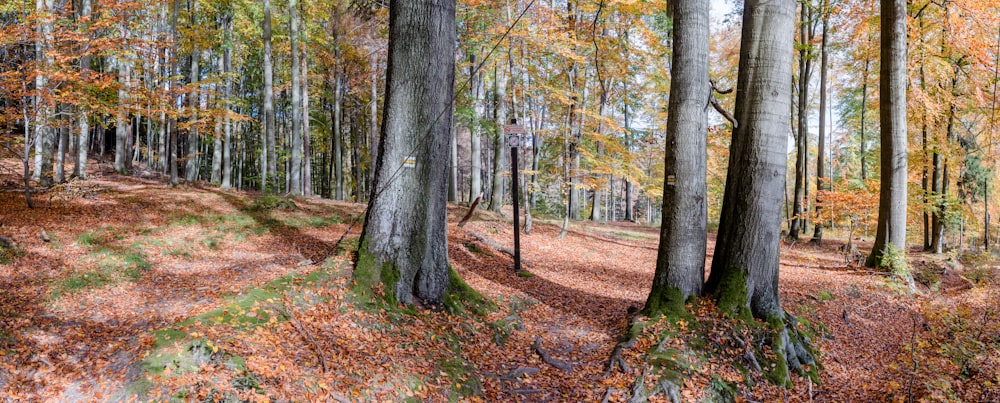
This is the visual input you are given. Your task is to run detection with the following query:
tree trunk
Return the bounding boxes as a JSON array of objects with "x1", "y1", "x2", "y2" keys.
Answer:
[
  {"x1": 262, "y1": 0, "x2": 276, "y2": 191},
  {"x1": 221, "y1": 15, "x2": 234, "y2": 189},
  {"x1": 33, "y1": 0, "x2": 55, "y2": 187},
  {"x1": 358, "y1": 0, "x2": 456, "y2": 306},
  {"x1": 76, "y1": 0, "x2": 92, "y2": 180},
  {"x1": 186, "y1": 24, "x2": 200, "y2": 182},
  {"x1": 289, "y1": 0, "x2": 303, "y2": 195},
  {"x1": 302, "y1": 41, "x2": 312, "y2": 197},
  {"x1": 789, "y1": 0, "x2": 811, "y2": 241},
  {"x1": 704, "y1": 0, "x2": 812, "y2": 385},
  {"x1": 865, "y1": 0, "x2": 908, "y2": 269},
  {"x1": 811, "y1": 2, "x2": 828, "y2": 243},
  {"x1": 489, "y1": 66, "x2": 507, "y2": 213},
  {"x1": 469, "y1": 54, "x2": 484, "y2": 203},
  {"x1": 645, "y1": 0, "x2": 709, "y2": 313},
  {"x1": 335, "y1": 75, "x2": 344, "y2": 200}
]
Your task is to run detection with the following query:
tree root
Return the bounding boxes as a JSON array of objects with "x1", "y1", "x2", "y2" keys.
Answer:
[
  {"x1": 776, "y1": 312, "x2": 816, "y2": 383},
  {"x1": 500, "y1": 366, "x2": 538, "y2": 380},
  {"x1": 532, "y1": 336, "x2": 573, "y2": 373}
]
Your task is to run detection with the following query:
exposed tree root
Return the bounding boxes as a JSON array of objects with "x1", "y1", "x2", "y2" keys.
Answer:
[
  {"x1": 532, "y1": 336, "x2": 573, "y2": 373},
  {"x1": 500, "y1": 366, "x2": 538, "y2": 380}
]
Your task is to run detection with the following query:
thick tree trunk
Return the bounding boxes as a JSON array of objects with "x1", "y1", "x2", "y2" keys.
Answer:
[
  {"x1": 115, "y1": 57, "x2": 130, "y2": 174},
  {"x1": 865, "y1": 0, "x2": 908, "y2": 269},
  {"x1": 186, "y1": 27, "x2": 200, "y2": 182},
  {"x1": 358, "y1": 0, "x2": 456, "y2": 306},
  {"x1": 705, "y1": 0, "x2": 812, "y2": 385},
  {"x1": 644, "y1": 0, "x2": 709, "y2": 313},
  {"x1": 33, "y1": 0, "x2": 54, "y2": 186}
]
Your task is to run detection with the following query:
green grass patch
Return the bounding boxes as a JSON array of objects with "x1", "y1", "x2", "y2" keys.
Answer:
[
  {"x1": 0, "y1": 244, "x2": 25, "y2": 264},
  {"x1": 816, "y1": 290, "x2": 835, "y2": 301},
  {"x1": 249, "y1": 195, "x2": 298, "y2": 212},
  {"x1": 53, "y1": 249, "x2": 151, "y2": 298},
  {"x1": 614, "y1": 231, "x2": 649, "y2": 240}
]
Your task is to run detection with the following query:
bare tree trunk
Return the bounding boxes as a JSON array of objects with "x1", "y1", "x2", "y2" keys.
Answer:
[
  {"x1": 865, "y1": 0, "x2": 909, "y2": 269},
  {"x1": 489, "y1": 65, "x2": 507, "y2": 212},
  {"x1": 469, "y1": 53, "x2": 484, "y2": 203},
  {"x1": 262, "y1": 0, "x2": 276, "y2": 191},
  {"x1": 289, "y1": 0, "x2": 303, "y2": 195},
  {"x1": 221, "y1": 14, "x2": 234, "y2": 189},
  {"x1": 705, "y1": 0, "x2": 813, "y2": 385},
  {"x1": 358, "y1": 0, "x2": 456, "y2": 305},
  {"x1": 334, "y1": 75, "x2": 344, "y2": 200},
  {"x1": 645, "y1": 0, "x2": 709, "y2": 313},
  {"x1": 302, "y1": 42, "x2": 312, "y2": 196},
  {"x1": 812, "y1": 1, "x2": 828, "y2": 243},
  {"x1": 76, "y1": 0, "x2": 92, "y2": 180}
]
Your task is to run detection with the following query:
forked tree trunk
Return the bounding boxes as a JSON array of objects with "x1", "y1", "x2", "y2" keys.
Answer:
[
  {"x1": 865, "y1": 0, "x2": 908, "y2": 269},
  {"x1": 357, "y1": 0, "x2": 456, "y2": 305},
  {"x1": 704, "y1": 0, "x2": 813, "y2": 385},
  {"x1": 644, "y1": 0, "x2": 709, "y2": 313}
]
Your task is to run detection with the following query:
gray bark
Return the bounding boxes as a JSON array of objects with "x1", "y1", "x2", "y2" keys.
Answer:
[
  {"x1": 335, "y1": 75, "x2": 344, "y2": 200},
  {"x1": 289, "y1": 0, "x2": 303, "y2": 194},
  {"x1": 489, "y1": 66, "x2": 507, "y2": 212},
  {"x1": 262, "y1": 0, "x2": 276, "y2": 191},
  {"x1": 221, "y1": 15, "x2": 234, "y2": 189},
  {"x1": 359, "y1": 0, "x2": 456, "y2": 305},
  {"x1": 186, "y1": 23, "x2": 201, "y2": 182},
  {"x1": 76, "y1": 0, "x2": 92, "y2": 180},
  {"x1": 645, "y1": 0, "x2": 709, "y2": 311},
  {"x1": 303, "y1": 43, "x2": 313, "y2": 196},
  {"x1": 706, "y1": 0, "x2": 795, "y2": 321},
  {"x1": 469, "y1": 54, "x2": 484, "y2": 202},
  {"x1": 812, "y1": 2, "x2": 828, "y2": 243},
  {"x1": 865, "y1": 0, "x2": 908, "y2": 268}
]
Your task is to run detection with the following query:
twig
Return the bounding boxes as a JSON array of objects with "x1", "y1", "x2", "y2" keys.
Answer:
[
  {"x1": 532, "y1": 336, "x2": 572, "y2": 373},
  {"x1": 908, "y1": 312, "x2": 918, "y2": 403},
  {"x1": 278, "y1": 305, "x2": 328, "y2": 373}
]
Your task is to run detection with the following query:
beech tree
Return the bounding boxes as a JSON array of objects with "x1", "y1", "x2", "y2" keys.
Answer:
[
  {"x1": 356, "y1": 0, "x2": 456, "y2": 305},
  {"x1": 865, "y1": 0, "x2": 907, "y2": 268},
  {"x1": 644, "y1": 0, "x2": 709, "y2": 313},
  {"x1": 704, "y1": 0, "x2": 814, "y2": 384}
]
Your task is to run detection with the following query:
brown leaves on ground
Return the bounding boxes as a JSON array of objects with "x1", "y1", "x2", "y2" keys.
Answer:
[{"x1": 2, "y1": 165, "x2": 998, "y2": 401}]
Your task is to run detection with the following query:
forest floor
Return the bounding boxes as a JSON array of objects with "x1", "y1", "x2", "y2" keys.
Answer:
[{"x1": 0, "y1": 160, "x2": 998, "y2": 402}]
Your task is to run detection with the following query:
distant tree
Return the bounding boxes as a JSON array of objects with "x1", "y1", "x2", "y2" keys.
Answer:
[{"x1": 357, "y1": 0, "x2": 456, "y2": 305}]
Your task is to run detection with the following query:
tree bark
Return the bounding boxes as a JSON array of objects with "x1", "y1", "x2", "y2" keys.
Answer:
[
  {"x1": 865, "y1": 0, "x2": 908, "y2": 268},
  {"x1": 644, "y1": 0, "x2": 709, "y2": 313},
  {"x1": 289, "y1": 0, "x2": 303, "y2": 195},
  {"x1": 76, "y1": 0, "x2": 92, "y2": 180},
  {"x1": 302, "y1": 40, "x2": 312, "y2": 197},
  {"x1": 262, "y1": 0, "x2": 276, "y2": 191},
  {"x1": 221, "y1": 15, "x2": 234, "y2": 189},
  {"x1": 335, "y1": 74, "x2": 344, "y2": 200},
  {"x1": 705, "y1": 0, "x2": 812, "y2": 385},
  {"x1": 812, "y1": 1, "x2": 828, "y2": 243},
  {"x1": 489, "y1": 66, "x2": 507, "y2": 213},
  {"x1": 358, "y1": 0, "x2": 456, "y2": 305},
  {"x1": 469, "y1": 53, "x2": 484, "y2": 204}
]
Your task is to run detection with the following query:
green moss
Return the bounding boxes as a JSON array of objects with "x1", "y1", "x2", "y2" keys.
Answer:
[
  {"x1": 712, "y1": 267, "x2": 752, "y2": 322},
  {"x1": 443, "y1": 266, "x2": 495, "y2": 317},
  {"x1": 816, "y1": 290, "x2": 835, "y2": 301},
  {"x1": 642, "y1": 286, "x2": 694, "y2": 321},
  {"x1": 516, "y1": 270, "x2": 534, "y2": 278},
  {"x1": 351, "y1": 242, "x2": 401, "y2": 309}
]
